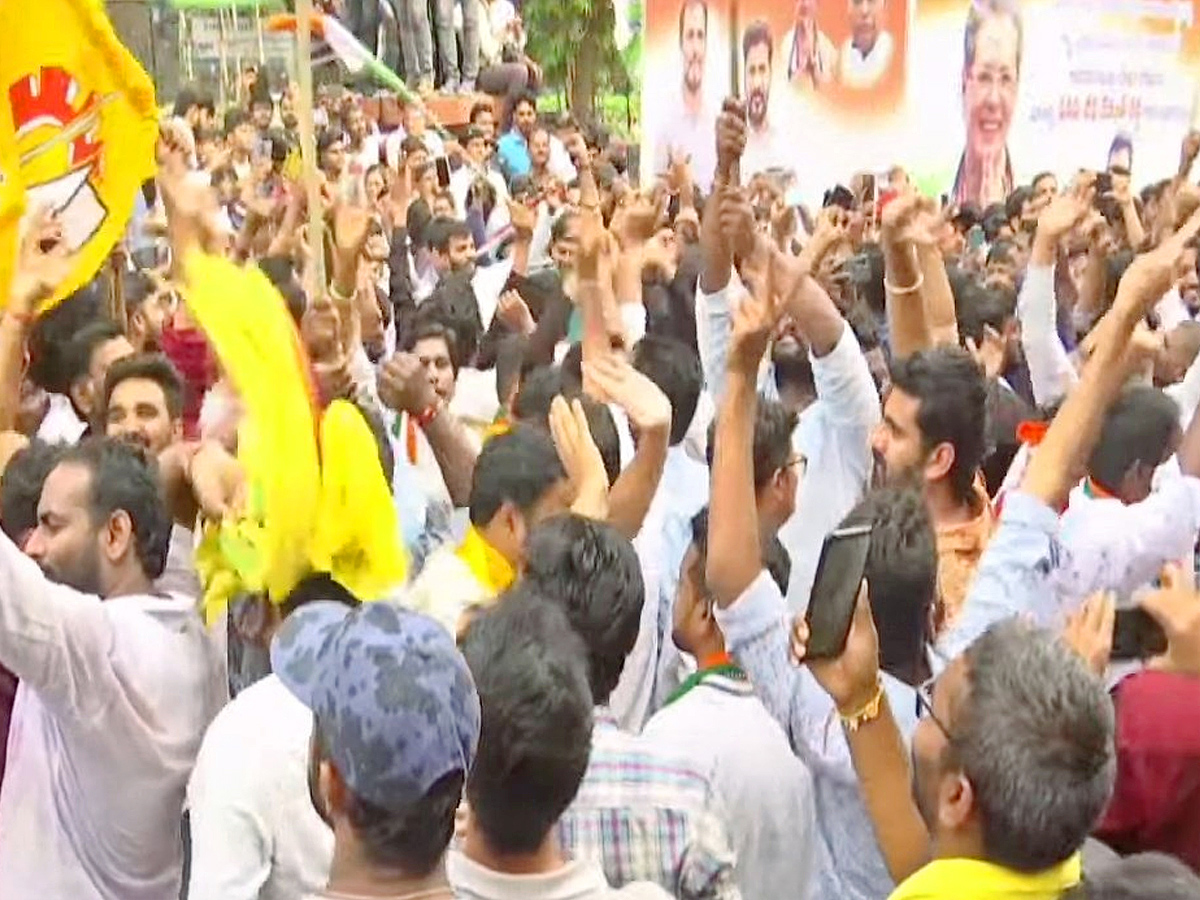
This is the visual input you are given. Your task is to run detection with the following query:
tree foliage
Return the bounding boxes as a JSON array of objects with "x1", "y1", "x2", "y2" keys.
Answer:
[{"x1": 523, "y1": 0, "x2": 627, "y2": 119}]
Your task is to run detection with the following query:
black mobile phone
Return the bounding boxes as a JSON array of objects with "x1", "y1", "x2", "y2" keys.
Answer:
[
  {"x1": 435, "y1": 156, "x2": 452, "y2": 189},
  {"x1": 1095, "y1": 171, "x2": 1113, "y2": 197},
  {"x1": 1111, "y1": 607, "x2": 1168, "y2": 661},
  {"x1": 804, "y1": 524, "x2": 873, "y2": 660}
]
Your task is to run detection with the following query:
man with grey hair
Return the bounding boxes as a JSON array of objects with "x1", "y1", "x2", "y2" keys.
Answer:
[{"x1": 803, "y1": 606, "x2": 1114, "y2": 900}]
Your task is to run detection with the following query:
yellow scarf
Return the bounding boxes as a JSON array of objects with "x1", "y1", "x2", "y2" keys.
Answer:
[
  {"x1": 889, "y1": 854, "x2": 1082, "y2": 900},
  {"x1": 454, "y1": 525, "x2": 516, "y2": 597}
]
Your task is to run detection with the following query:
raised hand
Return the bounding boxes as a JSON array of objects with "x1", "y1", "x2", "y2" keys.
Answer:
[
  {"x1": 1141, "y1": 563, "x2": 1200, "y2": 677},
  {"x1": 10, "y1": 208, "x2": 74, "y2": 313},
  {"x1": 1036, "y1": 178, "x2": 1093, "y2": 241},
  {"x1": 506, "y1": 197, "x2": 538, "y2": 241},
  {"x1": 497, "y1": 289, "x2": 536, "y2": 335},
  {"x1": 548, "y1": 394, "x2": 609, "y2": 519},
  {"x1": 728, "y1": 251, "x2": 781, "y2": 375},
  {"x1": 378, "y1": 351, "x2": 437, "y2": 416},
  {"x1": 801, "y1": 585, "x2": 883, "y2": 716},
  {"x1": 717, "y1": 185, "x2": 757, "y2": 261},
  {"x1": 715, "y1": 97, "x2": 747, "y2": 181},
  {"x1": 584, "y1": 353, "x2": 672, "y2": 436},
  {"x1": 964, "y1": 324, "x2": 1006, "y2": 380},
  {"x1": 332, "y1": 202, "x2": 372, "y2": 260},
  {"x1": 1061, "y1": 590, "x2": 1116, "y2": 677},
  {"x1": 880, "y1": 192, "x2": 938, "y2": 248}
]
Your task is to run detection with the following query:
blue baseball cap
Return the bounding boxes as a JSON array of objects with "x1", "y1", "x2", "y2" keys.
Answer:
[{"x1": 271, "y1": 601, "x2": 480, "y2": 814}]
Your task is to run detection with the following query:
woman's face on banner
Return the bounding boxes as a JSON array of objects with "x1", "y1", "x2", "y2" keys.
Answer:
[{"x1": 964, "y1": 13, "x2": 1020, "y2": 159}]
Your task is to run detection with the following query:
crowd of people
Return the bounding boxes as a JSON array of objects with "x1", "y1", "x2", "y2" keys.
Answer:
[{"x1": 1, "y1": 17, "x2": 1200, "y2": 900}]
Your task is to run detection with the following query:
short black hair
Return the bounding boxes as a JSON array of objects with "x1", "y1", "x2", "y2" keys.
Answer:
[
  {"x1": 0, "y1": 440, "x2": 65, "y2": 543},
  {"x1": 981, "y1": 203, "x2": 1009, "y2": 242},
  {"x1": 956, "y1": 280, "x2": 1016, "y2": 345},
  {"x1": 1088, "y1": 384, "x2": 1180, "y2": 493},
  {"x1": 513, "y1": 91, "x2": 538, "y2": 115},
  {"x1": 403, "y1": 319, "x2": 462, "y2": 376},
  {"x1": 632, "y1": 336, "x2": 703, "y2": 446},
  {"x1": 429, "y1": 217, "x2": 473, "y2": 254},
  {"x1": 315, "y1": 724, "x2": 462, "y2": 876},
  {"x1": 27, "y1": 283, "x2": 105, "y2": 393},
  {"x1": 1005, "y1": 186, "x2": 1032, "y2": 222},
  {"x1": 461, "y1": 587, "x2": 593, "y2": 855},
  {"x1": 172, "y1": 85, "x2": 215, "y2": 118},
  {"x1": 690, "y1": 506, "x2": 790, "y2": 595},
  {"x1": 513, "y1": 365, "x2": 568, "y2": 423},
  {"x1": 57, "y1": 438, "x2": 173, "y2": 580},
  {"x1": 1062, "y1": 853, "x2": 1200, "y2": 900},
  {"x1": 65, "y1": 320, "x2": 126, "y2": 389},
  {"x1": 509, "y1": 369, "x2": 620, "y2": 487},
  {"x1": 1031, "y1": 171, "x2": 1055, "y2": 190},
  {"x1": 889, "y1": 347, "x2": 988, "y2": 504},
  {"x1": 521, "y1": 515, "x2": 644, "y2": 705},
  {"x1": 468, "y1": 425, "x2": 566, "y2": 527},
  {"x1": 224, "y1": 107, "x2": 250, "y2": 136},
  {"x1": 841, "y1": 488, "x2": 936, "y2": 685},
  {"x1": 706, "y1": 397, "x2": 798, "y2": 490},
  {"x1": 101, "y1": 353, "x2": 185, "y2": 423},
  {"x1": 742, "y1": 18, "x2": 773, "y2": 63}
]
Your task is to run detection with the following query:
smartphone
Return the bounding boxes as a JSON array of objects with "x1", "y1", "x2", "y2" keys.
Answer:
[
  {"x1": 804, "y1": 524, "x2": 873, "y2": 660},
  {"x1": 967, "y1": 225, "x2": 986, "y2": 251},
  {"x1": 1111, "y1": 607, "x2": 1168, "y2": 661},
  {"x1": 435, "y1": 156, "x2": 452, "y2": 189},
  {"x1": 1095, "y1": 171, "x2": 1113, "y2": 197}
]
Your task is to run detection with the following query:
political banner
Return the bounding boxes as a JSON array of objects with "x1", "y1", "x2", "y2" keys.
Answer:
[
  {"x1": 0, "y1": 0, "x2": 159, "y2": 309},
  {"x1": 642, "y1": 0, "x2": 1200, "y2": 209}
]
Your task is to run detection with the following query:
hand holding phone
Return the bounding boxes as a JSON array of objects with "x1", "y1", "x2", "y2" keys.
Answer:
[{"x1": 804, "y1": 525, "x2": 873, "y2": 660}]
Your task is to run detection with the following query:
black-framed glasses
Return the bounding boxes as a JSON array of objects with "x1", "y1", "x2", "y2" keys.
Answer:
[{"x1": 915, "y1": 677, "x2": 954, "y2": 741}]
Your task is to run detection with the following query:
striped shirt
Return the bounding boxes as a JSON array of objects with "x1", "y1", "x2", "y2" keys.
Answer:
[{"x1": 559, "y1": 710, "x2": 741, "y2": 900}]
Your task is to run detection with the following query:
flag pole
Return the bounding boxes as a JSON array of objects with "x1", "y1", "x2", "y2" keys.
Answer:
[{"x1": 293, "y1": 0, "x2": 326, "y2": 294}]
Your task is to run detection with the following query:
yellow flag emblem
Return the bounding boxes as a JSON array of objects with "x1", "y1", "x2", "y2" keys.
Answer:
[{"x1": 0, "y1": 0, "x2": 158, "y2": 310}]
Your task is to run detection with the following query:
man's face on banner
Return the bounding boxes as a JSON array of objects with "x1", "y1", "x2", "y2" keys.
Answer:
[
  {"x1": 850, "y1": 0, "x2": 883, "y2": 48},
  {"x1": 746, "y1": 41, "x2": 771, "y2": 128},
  {"x1": 964, "y1": 13, "x2": 1019, "y2": 160},
  {"x1": 680, "y1": 2, "x2": 707, "y2": 95},
  {"x1": 795, "y1": 0, "x2": 817, "y2": 21}
]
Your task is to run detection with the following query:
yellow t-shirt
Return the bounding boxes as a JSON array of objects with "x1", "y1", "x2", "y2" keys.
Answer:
[{"x1": 889, "y1": 854, "x2": 1081, "y2": 900}]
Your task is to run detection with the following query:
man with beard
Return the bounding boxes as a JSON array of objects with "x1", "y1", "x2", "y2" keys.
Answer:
[
  {"x1": 0, "y1": 438, "x2": 221, "y2": 899},
  {"x1": 871, "y1": 347, "x2": 991, "y2": 633},
  {"x1": 653, "y1": 0, "x2": 718, "y2": 191},
  {"x1": 100, "y1": 354, "x2": 184, "y2": 456},
  {"x1": 124, "y1": 272, "x2": 176, "y2": 354},
  {"x1": 803, "y1": 607, "x2": 1113, "y2": 900},
  {"x1": 740, "y1": 20, "x2": 788, "y2": 181}
]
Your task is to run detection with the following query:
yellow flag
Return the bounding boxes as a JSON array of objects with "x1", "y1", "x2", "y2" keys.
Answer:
[
  {"x1": 0, "y1": 0, "x2": 158, "y2": 310},
  {"x1": 182, "y1": 250, "x2": 322, "y2": 616}
]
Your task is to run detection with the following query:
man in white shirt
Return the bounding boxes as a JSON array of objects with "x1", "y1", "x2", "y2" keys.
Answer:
[
  {"x1": 643, "y1": 507, "x2": 816, "y2": 900},
  {"x1": 652, "y1": 0, "x2": 718, "y2": 190},
  {"x1": 838, "y1": 0, "x2": 894, "y2": 89},
  {"x1": 740, "y1": 19, "x2": 789, "y2": 180},
  {"x1": 0, "y1": 438, "x2": 221, "y2": 899},
  {"x1": 185, "y1": 577, "x2": 367, "y2": 900}
]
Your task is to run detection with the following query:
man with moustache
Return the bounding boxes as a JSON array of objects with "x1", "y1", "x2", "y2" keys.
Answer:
[
  {"x1": 740, "y1": 20, "x2": 788, "y2": 181},
  {"x1": 839, "y1": 0, "x2": 895, "y2": 89},
  {"x1": 870, "y1": 346, "x2": 992, "y2": 634},
  {"x1": 654, "y1": 0, "x2": 718, "y2": 191}
]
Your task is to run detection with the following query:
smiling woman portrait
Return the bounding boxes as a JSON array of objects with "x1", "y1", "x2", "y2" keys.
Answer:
[{"x1": 951, "y1": 0, "x2": 1023, "y2": 210}]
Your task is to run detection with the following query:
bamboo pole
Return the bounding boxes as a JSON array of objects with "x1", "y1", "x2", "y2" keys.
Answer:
[{"x1": 293, "y1": 0, "x2": 326, "y2": 294}]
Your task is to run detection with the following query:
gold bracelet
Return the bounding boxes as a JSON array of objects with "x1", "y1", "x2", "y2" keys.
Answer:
[
  {"x1": 839, "y1": 679, "x2": 885, "y2": 732},
  {"x1": 884, "y1": 270, "x2": 925, "y2": 295},
  {"x1": 328, "y1": 283, "x2": 354, "y2": 305}
]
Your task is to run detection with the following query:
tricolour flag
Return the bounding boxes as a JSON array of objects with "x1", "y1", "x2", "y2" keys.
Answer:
[{"x1": 0, "y1": 0, "x2": 158, "y2": 310}]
